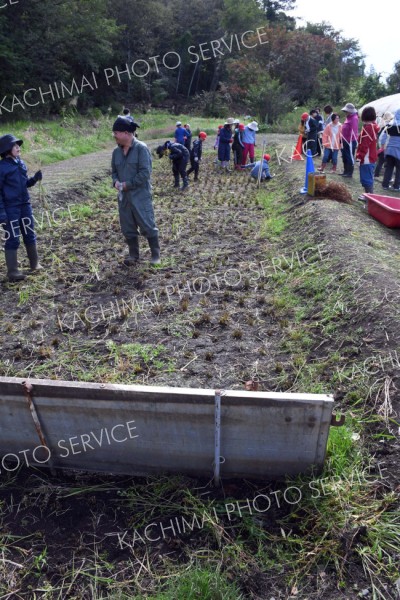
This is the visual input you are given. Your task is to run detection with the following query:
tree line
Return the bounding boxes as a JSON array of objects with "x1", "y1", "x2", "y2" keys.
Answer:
[{"x1": 0, "y1": 0, "x2": 398, "y2": 122}]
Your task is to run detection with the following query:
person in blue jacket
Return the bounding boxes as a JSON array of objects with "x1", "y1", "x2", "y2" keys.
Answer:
[
  {"x1": 187, "y1": 132, "x2": 207, "y2": 181},
  {"x1": 0, "y1": 134, "x2": 43, "y2": 281},
  {"x1": 156, "y1": 141, "x2": 190, "y2": 189},
  {"x1": 174, "y1": 121, "x2": 187, "y2": 146},
  {"x1": 218, "y1": 122, "x2": 233, "y2": 171},
  {"x1": 242, "y1": 154, "x2": 273, "y2": 181}
]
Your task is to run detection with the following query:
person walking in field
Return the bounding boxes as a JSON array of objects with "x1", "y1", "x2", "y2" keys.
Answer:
[
  {"x1": 356, "y1": 106, "x2": 380, "y2": 201},
  {"x1": 111, "y1": 116, "x2": 160, "y2": 266},
  {"x1": 0, "y1": 134, "x2": 43, "y2": 281},
  {"x1": 317, "y1": 113, "x2": 342, "y2": 173},
  {"x1": 340, "y1": 102, "x2": 359, "y2": 178},
  {"x1": 186, "y1": 131, "x2": 207, "y2": 181},
  {"x1": 241, "y1": 121, "x2": 258, "y2": 166}
]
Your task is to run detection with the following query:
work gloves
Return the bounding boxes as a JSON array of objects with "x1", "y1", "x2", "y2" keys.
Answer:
[{"x1": 34, "y1": 170, "x2": 42, "y2": 182}]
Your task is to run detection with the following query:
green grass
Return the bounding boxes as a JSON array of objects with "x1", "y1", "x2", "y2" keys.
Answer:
[
  {"x1": 0, "y1": 110, "x2": 228, "y2": 167},
  {"x1": 154, "y1": 566, "x2": 244, "y2": 600}
]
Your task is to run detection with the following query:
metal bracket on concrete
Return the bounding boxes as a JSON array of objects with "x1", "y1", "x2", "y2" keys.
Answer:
[
  {"x1": 214, "y1": 390, "x2": 227, "y2": 486},
  {"x1": 22, "y1": 380, "x2": 56, "y2": 475},
  {"x1": 330, "y1": 413, "x2": 345, "y2": 427}
]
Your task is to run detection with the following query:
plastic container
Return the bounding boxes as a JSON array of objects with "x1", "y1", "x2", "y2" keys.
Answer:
[{"x1": 365, "y1": 193, "x2": 400, "y2": 228}]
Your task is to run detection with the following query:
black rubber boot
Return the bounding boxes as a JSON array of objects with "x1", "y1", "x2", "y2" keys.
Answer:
[
  {"x1": 5, "y1": 249, "x2": 26, "y2": 282},
  {"x1": 174, "y1": 174, "x2": 180, "y2": 188},
  {"x1": 26, "y1": 244, "x2": 43, "y2": 272},
  {"x1": 148, "y1": 235, "x2": 160, "y2": 265},
  {"x1": 124, "y1": 238, "x2": 139, "y2": 265},
  {"x1": 181, "y1": 175, "x2": 189, "y2": 190}
]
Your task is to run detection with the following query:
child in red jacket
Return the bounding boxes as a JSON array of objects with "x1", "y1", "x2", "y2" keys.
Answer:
[{"x1": 356, "y1": 106, "x2": 379, "y2": 202}]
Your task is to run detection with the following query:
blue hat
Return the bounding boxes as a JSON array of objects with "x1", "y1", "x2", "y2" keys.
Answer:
[{"x1": 0, "y1": 134, "x2": 23, "y2": 155}]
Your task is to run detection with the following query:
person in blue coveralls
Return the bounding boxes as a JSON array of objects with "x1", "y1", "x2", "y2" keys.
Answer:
[
  {"x1": 174, "y1": 121, "x2": 187, "y2": 146},
  {"x1": 0, "y1": 134, "x2": 43, "y2": 281},
  {"x1": 111, "y1": 116, "x2": 160, "y2": 266},
  {"x1": 242, "y1": 154, "x2": 273, "y2": 181},
  {"x1": 156, "y1": 140, "x2": 190, "y2": 190}
]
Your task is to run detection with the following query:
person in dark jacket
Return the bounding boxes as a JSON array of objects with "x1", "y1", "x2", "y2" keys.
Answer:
[
  {"x1": 187, "y1": 132, "x2": 207, "y2": 181},
  {"x1": 156, "y1": 141, "x2": 190, "y2": 189},
  {"x1": 232, "y1": 123, "x2": 245, "y2": 169},
  {"x1": 183, "y1": 124, "x2": 192, "y2": 151},
  {"x1": 380, "y1": 109, "x2": 400, "y2": 191},
  {"x1": 0, "y1": 134, "x2": 42, "y2": 281},
  {"x1": 306, "y1": 109, "x2": 320, "y2": 156},
  {"x1": 218, "y1": 122, "x2": 233, "y2": 171}
]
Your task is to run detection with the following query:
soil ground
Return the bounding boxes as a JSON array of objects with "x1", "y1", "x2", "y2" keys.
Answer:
[{"x1": 0, "y1": 134, "x2": 399, "y2": 599}]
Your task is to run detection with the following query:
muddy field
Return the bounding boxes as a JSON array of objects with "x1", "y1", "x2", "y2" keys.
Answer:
[{"x1": 0, "y1": 135, "x2": 399, "y2": 599}]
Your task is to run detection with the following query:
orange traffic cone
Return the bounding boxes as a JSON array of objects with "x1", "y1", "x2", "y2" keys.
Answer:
[{"x1": 291, "y1": 135, "x2": 304, "y2": 161}]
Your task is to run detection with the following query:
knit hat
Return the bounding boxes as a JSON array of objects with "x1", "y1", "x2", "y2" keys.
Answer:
[
  {"x1": 301, "y1": 112, "x2": 309, "y2": 120},
  {"x1": 112, "y1": 116, "x2": 139, "y2": 132},
  {"x1": 263, "y1": 154, "x2": 271, "y2": 161},
  {"x1": 0, "y1": 134, "x2": 23, "y2": 155},
  {"x1": 199, "y1": 131, "x2": 207, "y2": 139},
  {"x1": 247, "y1": 121, "x2": 259, "y2": 131},
  {"x1": 341, "y1": 102, "x2": 357, "y2": 114}
]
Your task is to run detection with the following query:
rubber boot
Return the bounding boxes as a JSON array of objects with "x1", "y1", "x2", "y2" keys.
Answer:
[
  {"x1": 330, "y1": 164, "x2": 337, "y2": 173},
  {"x1": 181, "y1": 175, "x2": 189, "y2": 190},
  {"x1": 124, "y1": 238, "x2": 139, "y2": 266},
  {"x1": 26, "y1": 244, "x2": 43, "y2": 272},
  {"x1": 148, "y1": 235, "x2": 160, "y2": 265},
  {"x1": 194, "y1": 174, "x2": 199, "y2": 181},
  {"x1": 317, "y1": 163, "x2": 326, "y2": 172},
  {"x1": 5, "y1": 249, "x2": 26, "y2": 282},
  {"x1": 174, "y1": 174, "x2": 180, "y2": 188}
]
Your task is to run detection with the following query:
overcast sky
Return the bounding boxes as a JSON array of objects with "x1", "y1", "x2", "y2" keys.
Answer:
[{"x1": 291, "y1": 0, "x2": 398, "y2": 78}]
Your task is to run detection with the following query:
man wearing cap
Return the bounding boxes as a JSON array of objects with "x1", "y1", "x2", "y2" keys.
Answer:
[
  {"x1": 174, "y1": 121, "x2": 187, "y2": 146},
  {"x1": 156, "y1": 140, "x2": 190, "y2": 189},
  {"x1": 340, "y1": 102, "x2": 359, "y2": 178},
  {"x1": 241, "y1": 121, "x2": 258, "y2": 166},
  {"x1": 111, "y1": 116, "x2": 160, "y2": 266},
  {"x1": 0, "y1": 134, "x2": 43, "y2": 281}
]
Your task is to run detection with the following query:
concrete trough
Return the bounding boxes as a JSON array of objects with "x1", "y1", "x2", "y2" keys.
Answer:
[{"x1": 0, "y1": 377, "x2": 336, "y2": 480}]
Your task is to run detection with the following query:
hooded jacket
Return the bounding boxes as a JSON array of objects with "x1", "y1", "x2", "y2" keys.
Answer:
[
  {"x1": 341, "y1": 112, "x2": 359, "y2": 144},
  {"x1": 357, "y1": 122, "x2": 380, "y2": 164}
]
